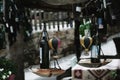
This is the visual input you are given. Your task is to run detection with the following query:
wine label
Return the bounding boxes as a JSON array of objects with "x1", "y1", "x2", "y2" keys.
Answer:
[
  {"x1": 15, "y1": 17, "x2": 19, "y2": 22},
  {"x1": 76, "y1": 6, "x2": 81, "y2": 12},
  {"x1": 14, "y1": 5, "x2": 18, "y2": 10},
  {"x1": 112, "y1": 15, "x2": 116, "y2": 20},
  {"x1": 6, "y1": 23, "x2": 9, "y2": 28},
  {"x1": 39, "y1": 48, "x2": 42, "y2": 63},
  {"x1": 42, "y1": 32, "x2": 45, "y2": 37},
  {"x1": 98, "y1": 18, "x2": 102, "y2": 24},
  {"x1": 10, "y1": 26, "x2": 14, "y2": 33},
  {"x1": 91, "y1": 45, "x2": 98, "y2": 58},
  {"x1": 99, "y1": 24, "x2": 104, "y2": 29},
  {"x1": 9, "y1": 12, "x2": 11, "y2": 19},
  {"x1": 98, "y1": 18, "x2": 104, "y2": 29},
  {"x1": 103, "y1": 0, "x2": 107, "y2": 9}
]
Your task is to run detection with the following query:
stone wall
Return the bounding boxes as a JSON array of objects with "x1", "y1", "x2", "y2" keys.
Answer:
[
  {"x1": 31, "y1": 28, "x2": 75, "y2": 56},
  {"x1": 50, "y1": 29, "x2": 75, "y2": 56}
]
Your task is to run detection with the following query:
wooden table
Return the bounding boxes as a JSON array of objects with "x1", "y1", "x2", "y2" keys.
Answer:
[{"x1": 72, "y1": 59, "x2": 120, "y2": 80}]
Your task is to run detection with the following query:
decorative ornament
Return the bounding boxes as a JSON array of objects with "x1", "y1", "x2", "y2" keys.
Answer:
[
  {"x1": 48, "y1": 37, "x2": 60, "y2": 53},
  {"x1": 80, "y1": 36, "x2": 93, "y2": 53}
]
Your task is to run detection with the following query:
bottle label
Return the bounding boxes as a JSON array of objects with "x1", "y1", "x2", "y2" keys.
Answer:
[
  {"x1": 98, "y1": 18, "x2": 102, "y2": 24},
  {"x1": 103, "y1": 0, "x2": 107, "y2": 9},
  {"x1": 91, "y1": 45, "x2": 98, "y2": 58},
  {"x1": 15, "y1": 17, "x2": 19, "y2": 22},
  {"x1": 76, "y1": 6, "x2": 81, "y2": 12},
  {"x1": 39, "y1": 48, "x2": 42, "y2": 63},
  {"x1": 9, "y1": 12, "x2": 11, "y2": 19},
  {"x1": 6, "y1": 23, "x2": 9, "y2": 28},
  {"x1": 10, "y1": 26, "x2": 14, "y2": 33},
  {"x1": 98, "y1": 18, "x2": 104, "y2": 29},
  {"x1": 99, "y1": 24, "x2": 104, "y2": 29}
]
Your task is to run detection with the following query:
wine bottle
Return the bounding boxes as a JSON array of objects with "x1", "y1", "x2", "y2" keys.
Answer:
[
  {"x1": 91, "y1": 14, "x2": 97, "y2": 37},
  {"x1": 0, "y1": 24, "x2": 5, "y2": 49},
  {"x1": 91, "y1": 36, "x2": 100, "y2": 63},
  {"x1": 39, "y1": 29, "x2": 49, "y2": 69},
  {"x1": 23, "y1": 18, "x2": 32, "y2": 42}
]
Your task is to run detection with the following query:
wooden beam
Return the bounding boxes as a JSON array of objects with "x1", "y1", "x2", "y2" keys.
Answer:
[{"x1": 15, "y1": 0, "x2": 80, "y2": 11}]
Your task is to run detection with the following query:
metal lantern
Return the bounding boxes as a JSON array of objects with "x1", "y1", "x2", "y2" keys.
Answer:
[
  {"x1": 80, "y1": 36, "x2": 93, "y2": 53},
  {"x1": 48, "y1": 37, "x2": 62, "y2": 70},
  {"x1": 48, "y1": 37, "x2": 61, "y2": 59},
  {"x1": 48, "y1": 37, "x2": 60, "y2": 54}
]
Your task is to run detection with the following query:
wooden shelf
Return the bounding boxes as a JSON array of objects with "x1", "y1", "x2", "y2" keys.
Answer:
[
  {"x1": 78, "y1": 59, "x2": 111, "y2": 68},
  {"x1": 31, "y1": 68, "x2": 65, "y2": 77}
]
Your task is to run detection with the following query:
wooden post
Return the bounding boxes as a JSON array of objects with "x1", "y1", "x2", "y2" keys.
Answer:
[
  {"x1": 74, "y1": 4, "x2": 81, "y2": 62},
  {"x1": 11, "y1": 26, "x2": 25, "y2": 80},
  {"x1": 4, "y1": 0, "x2": 26, "y2": 80}
]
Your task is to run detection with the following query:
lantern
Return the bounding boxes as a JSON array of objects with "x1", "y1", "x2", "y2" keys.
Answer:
[
  {"x1": 46, "y1": 37, "x2": 64, "y2": 76},
  {"x1": 48, "y1": 37, "x2": 60, "y2": 53},
  {"x1": 80, "y1": 36, "x2": 93, "y2": 53},
  {"x1": 48, "y1": 37, "x2": 61, "y2": 59}
]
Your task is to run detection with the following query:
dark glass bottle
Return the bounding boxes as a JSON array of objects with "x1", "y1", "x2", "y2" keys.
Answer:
[
  {"x1": 39, "y1": 29, "x2": 49, "y2": 69},
  {"x1": 91, "y1": 36, "x2": 100, "y2": 63},
  {"x1": 0, "y1": 25, "x2": 5, "y2": 49}
]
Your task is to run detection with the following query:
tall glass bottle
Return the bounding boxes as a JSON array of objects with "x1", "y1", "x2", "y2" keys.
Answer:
[
  {"x1": 0, "y1": 24, "x2": 5, "y2": 49},
  {"x1": 91, "y1": 35, "x2": 100, "y2": 63},
  {"x1": 39, "y1": 28, "x2": 49, "y2": 69}
]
